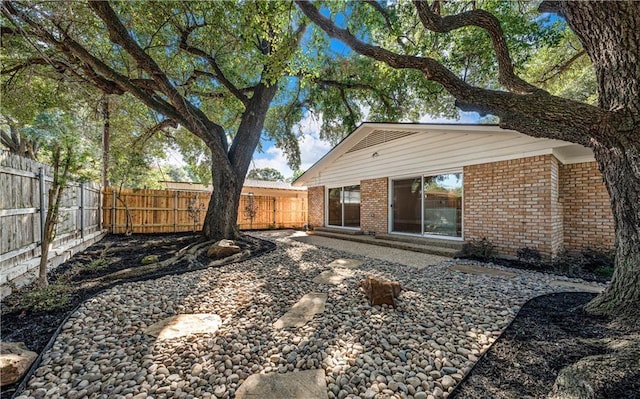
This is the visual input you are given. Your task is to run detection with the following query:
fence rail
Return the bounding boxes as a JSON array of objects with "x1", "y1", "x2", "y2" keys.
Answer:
[
  {"x1": 102, "y1": 188, "x2": 308, "y2": 234},
  {"x1": 0, "y1": 151, "x2": 104, "y2": 298}
]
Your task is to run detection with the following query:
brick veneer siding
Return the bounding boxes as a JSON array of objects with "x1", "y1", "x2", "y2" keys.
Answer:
[
  {"x1": 361, "y1": 177, "x2": 388, "y2": 234},
  {"x1": 464, "y1": 155, "x2": 559, "y2": 258},
  {"x1": 308, "y1": 186, "x2": 325, "y2": 228},
  {"x1": 560, "y1": 162, "x2": 614, "y2": 250}
]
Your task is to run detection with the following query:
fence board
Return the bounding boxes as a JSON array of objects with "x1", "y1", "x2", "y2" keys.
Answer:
[
  {"x1": 103, "y1": 188, "x2": 307, "y2": 234},
  {"x1": 1, "y1": 150, "x2": 102, "y2": 297}
]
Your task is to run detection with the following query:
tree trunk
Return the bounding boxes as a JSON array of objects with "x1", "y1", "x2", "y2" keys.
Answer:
[
  {"x1": 202, "y1": 162, "x2": 242, "y2": 241},
  {"x1": 201, "y1": 82, "x2": 278, "y2": 241},
  {"x1": 559, "y1": 1, "x2": 640, "y2": 326},
  {"x1": 585, "y1": 136, "x2": 640, "y2": 327}
]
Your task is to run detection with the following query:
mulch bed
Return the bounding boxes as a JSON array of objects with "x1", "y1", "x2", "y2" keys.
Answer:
[
  {"x1": 2, "y1": 233, "x2": 637, "y2": 399},
  {"x1": 450, "y1": 292, "x2": 640, "y2": 399}
]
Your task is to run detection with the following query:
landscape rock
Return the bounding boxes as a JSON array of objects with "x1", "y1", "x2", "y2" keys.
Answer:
[
  {"x1": 11, "y1": 231, "x2": 606, "y2": 399},
  {"x1": 141, "y1": 255, "x2": 159, "y2": 265},
  {"x1": 207, "y1": 239, "x2": 241, "y2": 259},
  {"x1": 0, "y1": 342, "x2": 38, "y2": 387},
  {"x1": 359, "y1": 276, "x2": 402, "y2": 307}
]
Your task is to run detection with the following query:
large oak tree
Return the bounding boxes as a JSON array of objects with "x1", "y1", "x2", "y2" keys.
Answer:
[
  {"x1": 297, "y1": 0, "x2": 639, "y2": 324},
  {"x1": 2, "y1": 0, "x2": 416, "y2": 241},
  {"x1": 2, "y1": 1, "x2": 312, "y2": 240}
]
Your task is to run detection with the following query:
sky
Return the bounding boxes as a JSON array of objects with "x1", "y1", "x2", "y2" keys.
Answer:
[{"x1": 251, "y1": 110, "x2": 481, "y2": 179}]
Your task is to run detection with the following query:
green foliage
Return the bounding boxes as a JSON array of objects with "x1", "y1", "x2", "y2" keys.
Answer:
[
  {"x1": 457, "y1": 237, "x2": 495, "y2": 260},
  {"x1": 553, "y1": 247, "x2": 615, "y2": 275},
  {"x1": 18, "y1": 281, "x2": 71, "y2": 312},
  {"x1": 594, "y1": 266, "x2": 615, "y2": 279},
  {"x1": 82, "y1": 244, "x2": 111, "y2": 273},
  {"x1": 247, "y1": 167, "x2": 285, "y2": 181}
]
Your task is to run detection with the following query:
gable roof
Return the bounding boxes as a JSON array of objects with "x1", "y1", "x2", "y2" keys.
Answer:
[{"x1": 292, "y1": 122, "x2": 594, "y2": 187}]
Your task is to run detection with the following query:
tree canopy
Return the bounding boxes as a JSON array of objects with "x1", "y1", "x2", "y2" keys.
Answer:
[{"x1": 247, "y1": 167, "x2": 286, "y2": 182}]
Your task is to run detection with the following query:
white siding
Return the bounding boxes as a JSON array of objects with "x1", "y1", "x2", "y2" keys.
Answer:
[{"x1": 306, "y1": 129, "x2": 579, "y2": 187}]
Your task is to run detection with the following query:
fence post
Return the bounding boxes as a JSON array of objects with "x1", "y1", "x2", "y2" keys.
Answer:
[
  {"x1": 80, "y1": 182, "x2": 85, "y2": 239},
  {"x1": 38, "y1": 167, "x2": 46, "y2": 245},
  {"x1": 98, "y1": 186, "x2": 102, "y2": 231},
  {"x1": 112, "y1": 187, "x2": 116, "y2": 234},
  {"x1": 273, "y1": 197, "x2": 277, "y2": 227},
  {"x1": 174, "y1": 191, "x2": 178, "y2": 233}
]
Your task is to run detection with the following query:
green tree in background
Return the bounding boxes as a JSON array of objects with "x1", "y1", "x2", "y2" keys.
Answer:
[{"x1": 247, "y1": 167, "x2": 286, "y2": 182}]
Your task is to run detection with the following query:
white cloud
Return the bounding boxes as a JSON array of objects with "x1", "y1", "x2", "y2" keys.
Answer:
[{"x1": 251, "y1": 112, "x2": 333, "y2": 178}]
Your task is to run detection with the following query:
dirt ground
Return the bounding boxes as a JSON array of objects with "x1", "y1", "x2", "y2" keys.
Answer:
[{"x1": 2, "y1": 233, "x2": 638, "y2": 399}]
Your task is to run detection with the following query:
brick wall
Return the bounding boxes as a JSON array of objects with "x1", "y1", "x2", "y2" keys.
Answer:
[
  {"x1": 308, "y1": 186, "x2": 325, "y2": 228},
  {"x1": 361, "y1": 177, "x2": 388, "y2": 234},
  {"x1": 560, "y1": 162, "x2": 614, "y2": 250},
  {"x1": 464, "y1": 155, "x2": 557, "y2": 257}
]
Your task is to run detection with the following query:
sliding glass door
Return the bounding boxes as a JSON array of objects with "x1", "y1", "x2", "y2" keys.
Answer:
[
  {"x1": 327, "y1": 185, "x2": 361, "y2": 228},
  {"x1": 392, "y1": 173, "x2": 462, "y2": 238}
]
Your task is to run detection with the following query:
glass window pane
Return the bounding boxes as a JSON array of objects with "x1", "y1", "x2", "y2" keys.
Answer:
[
  {"x1": 392, "y1": 178, "x2": 422, "y2": 233},
  {"x1": 343, "y1": 185, "x2": 360, "y2": 227},
  {"x1": 424, "y1": 173, "x2": 462, "y2": 237},
  {"x1": 328, "y1": 187, "x2": 342, "y2": 226}
]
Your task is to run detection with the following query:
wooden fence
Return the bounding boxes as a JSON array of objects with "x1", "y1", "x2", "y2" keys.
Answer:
[
  {"x1": 102, "y1": 188, "x2": 308, "y2": 234},
  {"x1": 0, "y1": 150, "x2": 104, "y2": 298}
]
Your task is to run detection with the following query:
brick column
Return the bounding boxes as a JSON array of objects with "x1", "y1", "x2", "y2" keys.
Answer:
[
  {"x1": 361, "y1": 177, "x2": 388, "y2": 234},
  {"x1": 307, "y1": 186, "x2": 325, "y2": 228}
]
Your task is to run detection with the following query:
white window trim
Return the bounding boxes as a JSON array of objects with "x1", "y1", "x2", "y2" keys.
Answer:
[
  {"x1": 387, "y1": 170, "x2": 464, "y2": 241},
  {"x1": 325, "y1": 185, "x2": 362, "y2": 230}
]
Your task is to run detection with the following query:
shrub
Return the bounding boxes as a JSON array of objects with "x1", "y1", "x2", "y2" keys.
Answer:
[
  {"x1": 517, "y1": 247, "x2": 542, "y2": 263},
  {"x1": 553, "y1": 247, "x2": 615, "y2": 277},
  {"x1": 594, "y1": 266, "x2": 615, "y2": 278},
  {"x1": 458, "y1": 237, "x2": 495, "y2": 261},
  {"x1": 19, "y1": 282, "x2": 71, "y2": 312}
]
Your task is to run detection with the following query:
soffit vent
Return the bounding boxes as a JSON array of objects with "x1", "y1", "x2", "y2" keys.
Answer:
[{"x1": 346, "y1": 129, "x2": 417, "y2": 153}]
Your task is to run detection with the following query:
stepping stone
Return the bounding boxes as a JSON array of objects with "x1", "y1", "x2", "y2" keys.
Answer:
[
  {"x1": 0, "y1": 342, "x2": 38, "y2": 387},
  {"x1": 144, "y1": 314, "x2": 221, "y2": 340},
  {"x1": 274, "y1": 293, "x2": 327, "y2": 329},
  {"x1": 235, "y1": 369, "x2": 328, "y2": 399},
  {"x1": 550, "y1": 280, "x2": 605, "y2": 293},
  {"x1": 448, "y1": 264, "x2": 516, "y2": 278},
  {"x1": 328, "y1": 258, "x2": 363, "y2": 269},
  {"x1": 312, "y1": 269, "x2": 355, "y2": 285}
]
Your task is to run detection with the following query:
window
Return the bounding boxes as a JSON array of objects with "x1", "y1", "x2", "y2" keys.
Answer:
[
  {"x1": 392, "y1": 173, "x2": 462, "y2": 238},
  {"x1": 327, "y1": 185, "x2": 360, "y2": 227}
]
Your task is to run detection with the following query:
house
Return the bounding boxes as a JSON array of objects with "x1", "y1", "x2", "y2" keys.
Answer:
[{"x1": 293, "y1": 123, "x2": 614, "y2": 258}]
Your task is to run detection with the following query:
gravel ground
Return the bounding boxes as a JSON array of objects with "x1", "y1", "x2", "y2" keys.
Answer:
[{"x1": 14, "y1": 230, "x2": 606, "y2": 399}]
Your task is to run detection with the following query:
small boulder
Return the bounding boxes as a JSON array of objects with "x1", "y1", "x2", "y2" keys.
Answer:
[
  {"x1": 0, "y1": 341, "x2": 38, "y2": 387},
  {"x1": 141, "y1": 255, "x2": 159, "y2": 265},
  {"x1": 359, "y1": 276, "x2": 402, "y2": 307},
  {"x1": 207, "y1": 239, "x2": 241, "y2": 259}
]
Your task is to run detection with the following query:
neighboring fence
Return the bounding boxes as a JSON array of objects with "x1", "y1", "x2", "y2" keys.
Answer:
[
  {"x1": 0, "y1": 151, "x2": 105, "y2": 298},
  {"x1": 102, "y1": 188, "x2": 308, "y2": 234}
]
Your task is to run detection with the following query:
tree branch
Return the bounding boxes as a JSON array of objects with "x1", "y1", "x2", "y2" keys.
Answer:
[
  {"x1": 178, "y1": 26, "x2": 250, "y2": 105},
  {"x1": 85, "y1": 1, "x2": 230, "y2": 154},
  {"x1": 296, "y1": 0, "x2": 620, "y2": 142},
  {"x1": 412, "y1": 0, "x2": 537, "y2": 94},
  {"x1": 536, "y1": 49, "x2": 587, "y2": 84}
]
